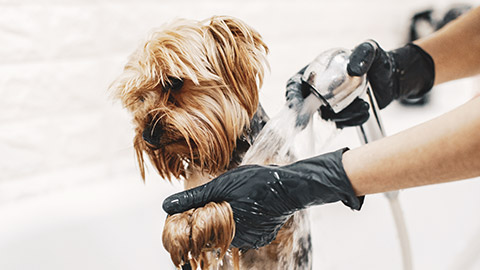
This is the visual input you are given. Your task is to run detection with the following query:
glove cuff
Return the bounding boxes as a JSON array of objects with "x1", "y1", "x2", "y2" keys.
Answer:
[
  {"x1": 391, "y1": 43, "x2": 435, "y2": 100},
  {"x1": 336, "y1": 148, "x2": 365, "y2": 210},
  {"x1": 284, "y1": 147, "x2": 364, "y2": 211}
]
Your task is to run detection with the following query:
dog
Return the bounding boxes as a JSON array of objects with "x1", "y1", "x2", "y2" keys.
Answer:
[{"x1": 110, "y1": 16, "x2": 312, "y2": 269}]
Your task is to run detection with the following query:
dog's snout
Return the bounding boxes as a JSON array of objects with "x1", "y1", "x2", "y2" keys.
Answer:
[{"x1": 142, "y1": 124, "x2": 162, "y2": 146}]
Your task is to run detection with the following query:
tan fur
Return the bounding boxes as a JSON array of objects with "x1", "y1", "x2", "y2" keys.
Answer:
[
  {"x1": 111, "y1": 16, "x2": 311, "y2": 270},
  {"x1": 110, "y1": 16, "x2": 268, "y2": 180},
  {"x1": 162, "y1": 202, "x2": 235, "y2": 269}
]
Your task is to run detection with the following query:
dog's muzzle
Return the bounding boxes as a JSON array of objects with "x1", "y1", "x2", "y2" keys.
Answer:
[{"x1": 142, "y1": 124, "x2": 162, "y2": 147}]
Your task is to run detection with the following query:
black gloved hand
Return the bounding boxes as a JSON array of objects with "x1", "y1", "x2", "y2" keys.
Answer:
[
  {"x1": 163, "y1": 148, "x2": 364, "y2": 250},
  {"x1": 319, "y1": 98, "x2": 370, "y2": 129},
  {"x1": 285, "y1": 67, "x2": 370, "y2": 129},
  {"x1": 347, "y1": 40, "x2": 435, "y2": 109},
  {"x1": 285, "y1": 66, "x2": 310, "y2": 111}
]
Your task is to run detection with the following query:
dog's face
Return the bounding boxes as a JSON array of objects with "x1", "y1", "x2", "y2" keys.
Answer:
[{"x1": 111, "y1": 16, "x2": 268, "y2": 180}]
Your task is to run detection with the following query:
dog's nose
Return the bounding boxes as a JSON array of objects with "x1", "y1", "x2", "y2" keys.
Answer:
[{"x1": 142, "y1": 124, "x2": 162, "y2": 146}]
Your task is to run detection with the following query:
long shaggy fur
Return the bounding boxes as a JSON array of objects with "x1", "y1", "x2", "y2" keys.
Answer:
[
  {"x1": 162, "y1": 202, "x2": 236, "y2": 269},
  {"x1": 111, "y1": 16, "x2": 312, "y2": 270},
  {"x1": 110, "y1": 16, "x2": 268, "y2": 180}
]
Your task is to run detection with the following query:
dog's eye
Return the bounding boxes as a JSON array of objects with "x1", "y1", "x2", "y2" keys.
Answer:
[{"x1": 164, "y1": 77, "x2": 184, "y2": 92}]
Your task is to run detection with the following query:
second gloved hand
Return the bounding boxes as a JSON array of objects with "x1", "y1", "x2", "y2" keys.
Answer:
[
  {"x1": 163, "y1": 148, "x2": 364, "y2": 250},
  {"x1": 348, "y1": 40, "x2": 435, "y2": 109},
  {"x1": 285, "y1": 67, "x2": 370, "y2": 129}
]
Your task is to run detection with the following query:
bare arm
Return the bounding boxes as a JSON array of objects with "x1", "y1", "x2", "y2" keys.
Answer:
[
  {"x1": 415, "y1": 6, "x2": 480, "y2": 85},
  {"x1": 162, "y1": 8, "x2": 480, "y2": 247},
  {"x1": 344, "y1": 6, "x2": 480, "y2": 195},
  {"x1": 343, "y1": 96, "x2": 480, "y2": 195}
]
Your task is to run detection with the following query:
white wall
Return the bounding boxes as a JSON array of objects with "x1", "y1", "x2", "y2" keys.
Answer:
[{"x1": 1, "y1": 0, "x2": 480, "y2": 269}]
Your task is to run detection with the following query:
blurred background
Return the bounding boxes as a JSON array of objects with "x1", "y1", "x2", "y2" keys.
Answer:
[{"x1": 1, "y1": 0, "x2": 479, "y2": 269}]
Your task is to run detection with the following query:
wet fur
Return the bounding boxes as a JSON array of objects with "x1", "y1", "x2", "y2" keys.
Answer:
[{"x1": 110, "y1": 16, "x2": 312, "y2": 269}]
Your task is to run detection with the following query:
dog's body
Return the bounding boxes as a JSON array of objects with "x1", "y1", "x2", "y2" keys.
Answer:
[
  {"x1": 111, "y1": 16, "x2": 312, "y2": 269},
  {"x1": 238, "y1": 210, "x2": 312, "y2": 269}
]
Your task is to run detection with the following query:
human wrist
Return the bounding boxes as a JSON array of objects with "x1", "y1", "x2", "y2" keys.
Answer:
[{"x1": 335, "y1": 148, "x2": 365, "y2": 210}]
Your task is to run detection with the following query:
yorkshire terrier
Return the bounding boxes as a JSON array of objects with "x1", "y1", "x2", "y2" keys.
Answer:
[{"x1": 110, "y1": 16, "x2": 312, "y2": 269}]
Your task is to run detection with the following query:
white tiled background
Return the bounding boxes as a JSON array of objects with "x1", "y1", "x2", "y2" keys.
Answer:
[{"x1": 1, "y1": 0, "x2": 480, "y2": 269}]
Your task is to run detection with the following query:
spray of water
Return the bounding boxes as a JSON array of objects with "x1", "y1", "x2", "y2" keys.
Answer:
[{"x1": 242, "y1": 95, "x2": 338, "y2": 166}]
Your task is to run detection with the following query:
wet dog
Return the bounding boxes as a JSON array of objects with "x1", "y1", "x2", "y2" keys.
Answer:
[{"x1": 110, "y1": 16, "x2": 312, "y2": 269}]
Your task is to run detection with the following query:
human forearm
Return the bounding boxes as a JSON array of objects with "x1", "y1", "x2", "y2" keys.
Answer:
[
  {"x1": 343, "y1": 97, "x2": 480, "y2": 196},
  {"x1": 415, "y1": 6, "x2": 480, "y2": 85}
]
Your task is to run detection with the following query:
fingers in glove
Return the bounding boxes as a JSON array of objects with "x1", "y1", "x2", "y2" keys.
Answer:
[
  {"x1": 320, "y1": 98, "x2": 369, "y2": 120},
  {"x1": 334, "y1": 111, "x2": 370, "y2": 129},
  {"x1": 162, "y1": 184, "x2": 211, "y2": 215},
  {"x1": 286, "y1": 65, "x2": 311, "y2": 104},
  {"x1": 162, "y1": 165, "x2": 261, "y2": 215},
  {"x1": 231, "y1": 215, "x2": 283, "y2": 249},
  {"x1": 347, "y1": 40, "x2": 379, "y2": 77},
  {"x1": 328, "y1": 98, "x2": 369, "y2": 121}
]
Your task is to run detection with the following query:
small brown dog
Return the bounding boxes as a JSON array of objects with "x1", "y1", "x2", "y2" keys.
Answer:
[
  {"x1": 110, "y1": 16, "x2": 268, "y2": 184},
  {"x1": 110, "y1": 16, "x2": 311, "y2": 269}
]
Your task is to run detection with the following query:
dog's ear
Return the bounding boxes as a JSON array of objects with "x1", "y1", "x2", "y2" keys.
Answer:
[{"x1": 205, "y1": 16, "x2": 269, "y2": 117}]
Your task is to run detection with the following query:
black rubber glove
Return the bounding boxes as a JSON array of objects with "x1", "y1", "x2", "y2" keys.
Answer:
[
  {"x1": 285, "y1": 66, "x2": 310, "y2": 109},
  {"x1": 285, "y1": 67, "x2": 370, "y2": 129},
  {"x1": 163, "y1": 148, "x2": 364, "y2": 250},
  {"x1": 347, "y1": 40, "x2": 435, "y2": 109},
  {"x1": 319, "y1": 98, "x2": 370, "y2": 129},
  {"x1": 285, "y1": 66, "x2": 312, "y2": 129}
]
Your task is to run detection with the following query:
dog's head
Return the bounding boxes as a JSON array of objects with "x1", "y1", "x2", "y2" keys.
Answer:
[{"x1": 110, "y1": 16, "x2": 268, "y2": 180}]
